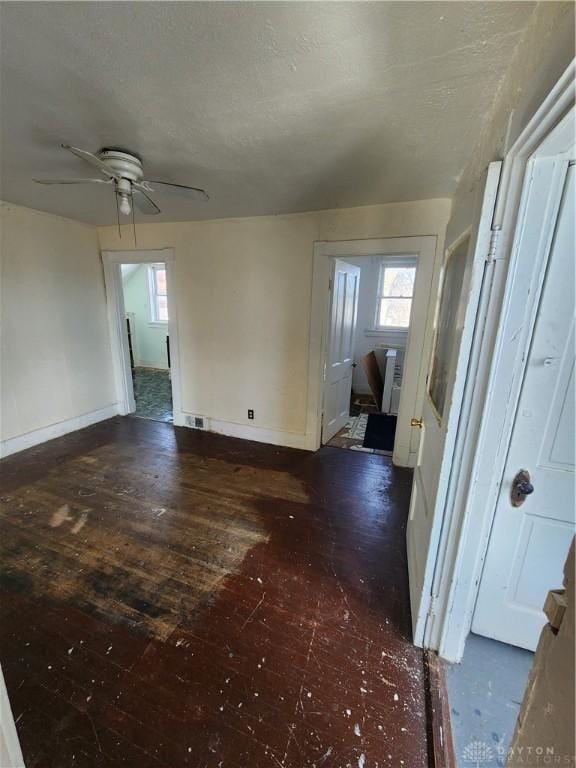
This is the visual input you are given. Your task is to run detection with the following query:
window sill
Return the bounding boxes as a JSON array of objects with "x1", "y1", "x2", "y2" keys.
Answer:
[
  {"x1": 363, "y1": 328, "x2": 409, "y2": 337},
  {"x1": 148, "y1": 321, "x2": 168, "y2": 328}
]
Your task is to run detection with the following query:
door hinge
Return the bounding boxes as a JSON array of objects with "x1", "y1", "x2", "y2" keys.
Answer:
[
  {"x1": 328, "y1": 277, "x2": 332, "y2": 291},
  {"x1": 486, "y1": 226, "x2": 502, "y2": 263},
  {"x1": 323, "y1": 362, "x2": 327, "y2": 382}
]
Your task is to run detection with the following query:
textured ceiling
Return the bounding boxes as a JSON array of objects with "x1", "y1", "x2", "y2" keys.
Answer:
[{"x1": 0, "y1": 2, "x2": 536, "y2": 225}]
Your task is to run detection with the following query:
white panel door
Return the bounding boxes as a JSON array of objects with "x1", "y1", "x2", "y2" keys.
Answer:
[
  {"x1": 322, "y1": 260, "x2": 361, "y2": 443},
  {"x1": 407, "y1": 163, "x2": 502, "y2": 645},
  {"x1": 472, "y1": 163, "x2": 575, "y2": 650}
]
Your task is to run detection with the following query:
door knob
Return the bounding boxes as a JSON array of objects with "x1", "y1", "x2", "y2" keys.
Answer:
[
  {"x1": 410, "y1": 418, "x2": 423, "y2": 428},
  {"x1": 511, "y1": 469, "x2": 534, "y2": 507}
]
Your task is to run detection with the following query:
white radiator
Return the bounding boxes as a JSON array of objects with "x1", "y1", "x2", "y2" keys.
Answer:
[{"x1": 378, "y1": 347, "x2": 404, "y2": 415}]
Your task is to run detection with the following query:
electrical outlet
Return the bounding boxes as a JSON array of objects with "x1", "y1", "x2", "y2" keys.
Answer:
[{"x1": 248, "y1": 409, "x2": 254, "y2": 420}]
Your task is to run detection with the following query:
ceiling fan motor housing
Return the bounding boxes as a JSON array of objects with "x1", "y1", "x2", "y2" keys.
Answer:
[{"x1": 98, "y1": 148, "x2": 144, "y2": 182}]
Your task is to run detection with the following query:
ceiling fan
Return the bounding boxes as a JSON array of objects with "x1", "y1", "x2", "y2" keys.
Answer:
[{"x1": 34, "y1": 144, "x2": 208, "y2": 230}]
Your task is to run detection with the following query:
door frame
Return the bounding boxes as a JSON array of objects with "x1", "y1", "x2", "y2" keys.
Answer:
[
  {"x1": 101, "y1": 248, "x2": 184, "y2": 425},
  {"x1": 423, "y1": 61, "x2": 575, "y2": 661},
  {"x1": 307, "y1": 236, "x2": 438, "y2": 465}
]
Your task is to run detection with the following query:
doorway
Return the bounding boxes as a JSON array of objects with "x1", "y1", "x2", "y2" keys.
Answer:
[
  {"x1": 403, "y1": 80, "x2": 574, "y2": 763},
  {"x1": 102, "y1": 248, "x2": 183, "y2": 426},
  {"x1": 444, "y1": 151, "x2": 575, "y2": 767},
  {"x1": 121, "y1": 262, "x2": 173, "y2": 422},
  {"x1": 323, "y1": 256, "x2": 417, "y2": 456},
  {"x1": 472, "y1": 162, "x2": 575, "y2": 651},
  {"x1": 311, "y1": 236, "x2": 439, "y2": 466}
]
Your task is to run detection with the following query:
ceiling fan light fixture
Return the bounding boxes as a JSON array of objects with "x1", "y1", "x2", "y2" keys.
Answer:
[{"x1": 118, "y1": 191, "x2": 132, "y2": 216}]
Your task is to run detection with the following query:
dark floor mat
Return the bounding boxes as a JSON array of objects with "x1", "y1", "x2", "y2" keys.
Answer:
[{"x1": 363, "y1": 413, "x2": 397, "y2": 451}]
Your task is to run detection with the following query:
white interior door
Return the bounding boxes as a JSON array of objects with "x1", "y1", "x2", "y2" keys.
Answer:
[
  {"x1": 472, "y1": 162, "x2": 575, "y2": 651},
  {"x1": 322, "y1": 259, "x2": 361, "y2": 443},
  {"x1": 407, "y1": 162, "x2": 502, "y2": 645}
]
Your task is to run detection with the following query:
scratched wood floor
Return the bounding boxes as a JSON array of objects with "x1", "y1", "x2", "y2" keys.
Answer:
[{"x1": 0, "y1": 417, "x2": 430, "y2": 768}]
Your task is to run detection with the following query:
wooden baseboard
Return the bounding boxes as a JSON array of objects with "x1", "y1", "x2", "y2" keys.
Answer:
[
  {"x1": 424, "y1": 650, "x2": 456, "y2": 768},
  {"x1": 0, "y1": 404, "x2": 120, "y2": 458}
]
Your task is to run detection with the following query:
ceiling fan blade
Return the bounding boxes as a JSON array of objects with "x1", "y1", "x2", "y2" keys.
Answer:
[
  {"x1": 34, "y1": 177, "x2": 112, "y2": 185},
  {"x1": 142, "y1": 179, "x2": 209, "y2": 201},
  {"x1": 132, "y1": 188, "x2": 161, "y2": 215},
  {"x1": 61, "y1": 144, "x2": 121, "y2": 179}
]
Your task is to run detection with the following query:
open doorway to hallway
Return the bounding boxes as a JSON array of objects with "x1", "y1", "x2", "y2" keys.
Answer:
[
  {"x1": 314, "y1": 236, "x2": 438, "y2": 467},
  {"x1": 102, "y1": 248, "x2": 182, "y2": 427},
  {"x1": 325, "y1": 256, "x2": 417, "y2": 456},
  {"x1": 121, "y1": 262, "x2": 173, "y2": 422}
]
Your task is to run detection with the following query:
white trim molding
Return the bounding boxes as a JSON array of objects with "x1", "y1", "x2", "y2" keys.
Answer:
[
  {"x1": 425, "y1": 62, "x2": 575, "y2": 662},
  {"x1": 0, "y1": 404, "x2": 119, "y2": 459},
  {"x1": 101, "y1": 248, "x2": 185, "y2": 426},
  {"x1": 307, "y1": 236, "x2": 439, "y2": 466}
]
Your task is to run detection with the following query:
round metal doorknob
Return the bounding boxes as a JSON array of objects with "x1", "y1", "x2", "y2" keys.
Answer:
[{"x1": 511, "y1": 470, "x2": 534, "y2": 506}]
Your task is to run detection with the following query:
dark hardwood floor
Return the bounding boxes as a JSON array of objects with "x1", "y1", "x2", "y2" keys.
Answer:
[{"x1": 0, "y1": 417, "x2": 429, "y2": 767}]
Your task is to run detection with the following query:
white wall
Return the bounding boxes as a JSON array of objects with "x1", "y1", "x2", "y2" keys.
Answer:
[
  {"x1": 447, "y1": 2, "x2": 575, "y2": 245},
  {"x1": 99, "y1": 198, "x2": 451, "y2": 449},
  {"x1": 122, "y1": 264, "x2": 169, "y2": 369},
  {"x1": 0, "y1": 202, "x2": 117, "y2": 455}
]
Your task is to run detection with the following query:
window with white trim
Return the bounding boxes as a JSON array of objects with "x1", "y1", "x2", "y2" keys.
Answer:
[
  {"x1": 148, "y1": 264, "x2": 168, "y2": 323},
  {"x1": 375, "y1": 258, "x2": 417, "y2": 329}
]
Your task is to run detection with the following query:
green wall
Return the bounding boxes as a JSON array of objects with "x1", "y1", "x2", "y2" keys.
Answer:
[{"x1": 122, "y1": 264, "x2": 168, "y2": 369}]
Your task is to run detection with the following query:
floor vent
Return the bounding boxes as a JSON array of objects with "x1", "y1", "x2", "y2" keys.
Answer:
[{"x1": 185, "y1": 415, "x2": 205, "y2": 429}]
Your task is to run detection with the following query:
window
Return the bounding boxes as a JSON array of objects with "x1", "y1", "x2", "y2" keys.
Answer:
[
  {"x1": 376, "y1": 259, "x2": 417, "y2": 329},
  {"x1": 148, "y1": 264, "x2": 168, "y2": 323}
]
